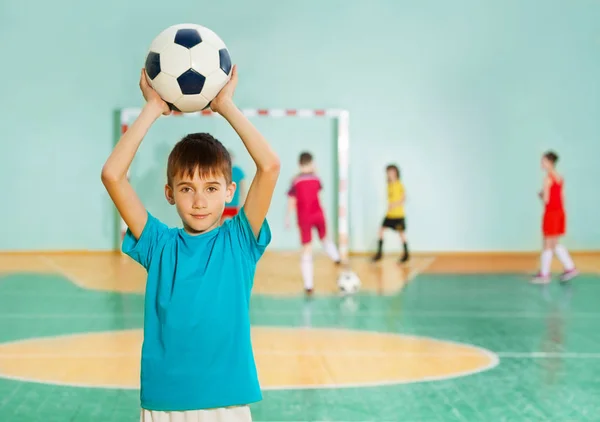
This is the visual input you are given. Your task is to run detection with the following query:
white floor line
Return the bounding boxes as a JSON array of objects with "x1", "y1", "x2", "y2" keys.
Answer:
[
  {"x1": 407, "y1": 256, "x2": 437, "y2": 282},
  {"x1": 38, "y1": 256, "x2": 88, "y2": 289},
  {"x1": 1, "y1": 350, "x2": 598, "y2": 359},
  {"x1": 1, "y1": 309, "x2": 600, "y2": 319}
]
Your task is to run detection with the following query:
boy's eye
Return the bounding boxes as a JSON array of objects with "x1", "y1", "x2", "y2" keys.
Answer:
[
  {"x1": 207, "y1": 186, "x2": 218, "y2": 193},
  {"x1": 181, "y1": 187, "x2": 192, "y2": 193}
]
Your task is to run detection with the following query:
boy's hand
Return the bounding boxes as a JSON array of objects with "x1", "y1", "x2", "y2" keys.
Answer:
[
  {"x1": 139, "y1": 69, "x2": 170, "y2": 116},
  {"x1": 210, "y1": 65, "x2": 238, "y2": 115}
]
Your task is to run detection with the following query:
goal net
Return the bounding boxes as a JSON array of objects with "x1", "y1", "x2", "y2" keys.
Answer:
[{"x1": 117, "y1": 108, "x2": 350, "y2": 261}]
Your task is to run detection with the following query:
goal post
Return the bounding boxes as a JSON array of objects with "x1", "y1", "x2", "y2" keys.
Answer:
[{"x1": 117, "y1": 107, "x2": 350, "y2": 262}]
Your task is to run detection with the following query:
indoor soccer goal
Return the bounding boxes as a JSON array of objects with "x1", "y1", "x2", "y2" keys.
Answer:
[{"x1": 117, "y1": 107, "x2": 350, "y2": 262}]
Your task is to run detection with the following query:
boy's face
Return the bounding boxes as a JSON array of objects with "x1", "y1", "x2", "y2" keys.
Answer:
[
  {"x1": 386, "y1": 168, "x2": 398, "y2": 182},
  {"x1": 541, "y1": 157, "x2": 552, "y2": 171},
  {"x1": 165, "y1": 170, "x2": 236, "y2": 234},
  {"x1": 300, "y1": 161, "x2": 314, "y2": 172}
]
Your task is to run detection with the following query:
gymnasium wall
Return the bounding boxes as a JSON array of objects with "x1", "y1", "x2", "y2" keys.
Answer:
[{"x1": 1, "y1": 0, "x2": 599, "y2": 252}]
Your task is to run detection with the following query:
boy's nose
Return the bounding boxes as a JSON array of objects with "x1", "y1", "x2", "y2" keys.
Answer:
[{"x1": 193, "y1": 194, "x2": 208, "y2": 208}]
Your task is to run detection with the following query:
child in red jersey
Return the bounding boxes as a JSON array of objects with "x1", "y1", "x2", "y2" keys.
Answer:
[
  {"x1": 532, "y1": 151, "x2": 579, "y2": 284},
  {"x1": 286, "y1": 152, "x2": 341, "y2": 294}
]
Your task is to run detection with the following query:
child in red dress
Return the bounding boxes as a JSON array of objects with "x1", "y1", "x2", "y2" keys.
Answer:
[{"x1": 532, "y1": 151, "x2": 579, "y2": 284}]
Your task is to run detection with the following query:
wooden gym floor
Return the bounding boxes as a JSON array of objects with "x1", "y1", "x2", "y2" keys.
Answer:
[{"x1": 0, "y1": 251, "x2": 599, "y2": 421}]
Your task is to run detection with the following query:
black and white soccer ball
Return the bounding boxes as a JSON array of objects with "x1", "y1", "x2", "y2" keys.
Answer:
[
  {"x1": 337, "y1": 270, "x2": 361, "y2": 295},
  {"x1": 144, "y1": 24, "x2": 232, "y2": 113}
]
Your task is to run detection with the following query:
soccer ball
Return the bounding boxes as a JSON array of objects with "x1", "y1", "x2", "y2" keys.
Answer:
[
  {"x1": 144, "y1": 24, "x2": 232, "y2": 113},
  {"x1": 337, "y1": 270, "x2": 361, "y2": 294}
]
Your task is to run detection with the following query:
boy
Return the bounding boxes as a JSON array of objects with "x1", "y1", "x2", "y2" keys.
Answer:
[
  {"x1": 101, "y1": 66, "x2": 280, "y2": 421},
  {"x1": 221, "y1": 150, "x2": 246, "y2": 223},
  {"x1": 285, "y1": 152, "x2": 340, "y2": 294},
  {"x1": 372, "y1": 164, "x2": 409, "y2": 263},
  {"x1": 532, "y1": 151, "x2": 578, "y2": 284}
]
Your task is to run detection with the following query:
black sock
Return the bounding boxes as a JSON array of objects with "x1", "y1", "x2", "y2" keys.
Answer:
[
  {"x1": 403, "y1": 242, "x2": 409, "y2": 256},
  {"x1": 377, "y1": 239, "x2": 383, "y2": 255}
]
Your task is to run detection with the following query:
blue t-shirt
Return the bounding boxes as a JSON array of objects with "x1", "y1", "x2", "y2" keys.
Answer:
[
  {"x1": 230, "y1": 166, "x2": 245, "y2": 207},
  {"x1": 122, "y1": 207, "x2": 271, "y2": 411}
]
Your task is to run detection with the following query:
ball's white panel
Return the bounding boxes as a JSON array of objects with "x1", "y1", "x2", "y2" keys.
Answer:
[
  {"x1": 197, "y1": 26, "x2": 227, "y2": 50},
  {"x1": 149, "y1": 73, "x2": 183, "y2": 104},
  {"x1": 160, "y1": 44, "x2": 191, "y2": 77},
  {"x1": 337, "y1": 270, "x2": 361, "y2": 293},
  {"x1": 148, "y1": 24, "x2": 187, "y2": 54},
  {"x1": 174, "y1": 94, "x2": 210, "y2": 113},
  {"x1": 189, "y1": 43, "x2": 220, "y2": 76},
  {"x1": 200, "y1": 70, "x2": 230, "y2": 102}
]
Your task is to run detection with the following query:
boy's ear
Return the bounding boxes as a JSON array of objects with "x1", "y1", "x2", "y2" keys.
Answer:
[
  {"x1": 164, "y1": 184, "x2": 176, "y2": 205},
  {"x1": 225, "y1": 181, "x2": 237, "y2": 204}
]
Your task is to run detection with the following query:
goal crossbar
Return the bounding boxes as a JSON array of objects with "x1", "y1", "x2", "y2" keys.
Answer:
[{"x1": 118, "y1": 107, "x2": 350, "y2": 262}]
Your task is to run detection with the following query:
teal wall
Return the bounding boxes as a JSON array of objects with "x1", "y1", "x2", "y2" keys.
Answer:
[{"x1": 1, "y1": 0, "x2": 599, "y2": 252}]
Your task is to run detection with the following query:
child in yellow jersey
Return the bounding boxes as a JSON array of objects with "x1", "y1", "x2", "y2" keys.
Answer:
[{"x1": 372, "y1": 164, "x2": 409, "y2": 263}]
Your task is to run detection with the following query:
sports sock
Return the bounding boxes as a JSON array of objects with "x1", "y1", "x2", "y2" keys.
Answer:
[
  {"x1": 540, "y1": 249, "x2": 553, "y2": 276},
  {"x1": 301, "y1": 251, "x2": 314, "y2": 290},
  {"x1": 554, "y1": 244, "x2": 575, "y2": 271},
  {"x1": 323, "y1": 239, "x2": 340, "y2": 262}
]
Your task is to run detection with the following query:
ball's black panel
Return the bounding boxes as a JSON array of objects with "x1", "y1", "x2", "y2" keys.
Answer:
[
  {"x1": 145, "y1": 52, "x2": 161, "y2": 80},
  {"x1": 174, "y1": 28, "x2": 202, "y2": 49},
  {"x1": 219, "y1": 48, "x2": 232, "y2": 75},
  {"x1": 167, "y1": 102, "x2": 181, "y2": 112},
  {"x1": 177, "y1": 69, "x2": 206, "y2": 95}
]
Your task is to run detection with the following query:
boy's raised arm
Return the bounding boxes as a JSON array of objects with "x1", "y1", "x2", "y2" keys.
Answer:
[
  {"x1": 101, "y1": 70, "x2": 170, "y2": 240},
  {"x1": 212, "y1": 66, "x2": 281, "y2": 237}
]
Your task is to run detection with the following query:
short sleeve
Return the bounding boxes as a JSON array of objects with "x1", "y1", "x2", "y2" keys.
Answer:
[
  {"x1": 228, "y1": 206, "x2": 271, "y2": 262},
  {"x1": 121, "y1": 211, "x2": 169, "y2": 270},
  {"x1": 287, "y1": 178, "x2": 296, "y2": 197}
]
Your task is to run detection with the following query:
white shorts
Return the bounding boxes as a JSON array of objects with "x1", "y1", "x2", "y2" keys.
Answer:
[{"x1": 141, "y1": 406, "x2": 252, "y2": 422}]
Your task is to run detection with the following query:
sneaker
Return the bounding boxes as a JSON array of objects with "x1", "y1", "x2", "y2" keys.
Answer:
[
  {"x1": 398, "y1": 254, "x2": 410, "y2": 264},
  {"x1": 371, "y1": 252, "x2": 382, "y2": 262},
  {"x1": 531, "y1": 272, "x2": 551, "y2": 284},
  {"x1": 560, "y1": 268, "x2": 579, "y2": 283},
  {"x1": 304, "y1": 288, "x2": 314, "y2": 296}
]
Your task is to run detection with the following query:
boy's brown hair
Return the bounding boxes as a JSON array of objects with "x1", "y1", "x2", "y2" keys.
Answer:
[
  {"x1": 299, "y1": 151, "x2": 313, "y2": 165},
  {"x1": 543, "y1": 150, "x2": 559, "y2": 164},
  {"x1": 167, "y1": 133, "x2": 232, "y2": 186}
]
